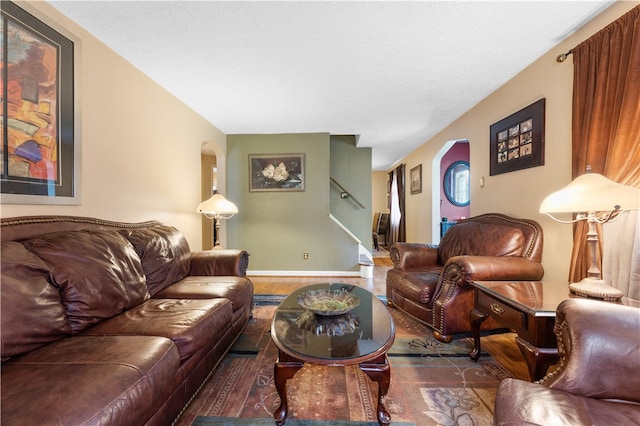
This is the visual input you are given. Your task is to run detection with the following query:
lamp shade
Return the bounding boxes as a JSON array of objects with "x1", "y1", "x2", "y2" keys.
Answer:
[
  {"x1": 196, "y1": 193, "x2": 238, "y2": 218},
  {"x1": 539, "y1": 172, "x2": 640, "y2": 214}
]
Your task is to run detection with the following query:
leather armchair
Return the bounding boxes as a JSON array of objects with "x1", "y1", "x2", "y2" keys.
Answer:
[
  {"x1": 494, "y1": 298, "x2": 640, "y2": 425},
  {"x1": 386, "y1": 213, "x2": 544, "y2": 342}
]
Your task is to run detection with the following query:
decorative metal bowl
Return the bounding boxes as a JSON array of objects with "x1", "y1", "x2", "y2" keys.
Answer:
[
  {"x1": 296, "y1": 310, "x2": 360, "y2": 336},
  {"x1": 297, "y1": 288, "x2": 360, "y2": 316}
]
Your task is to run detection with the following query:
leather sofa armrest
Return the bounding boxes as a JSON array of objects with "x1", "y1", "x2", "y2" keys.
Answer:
[
  {"x1": 442, "y1": 255, "x2": 545, "y2": 286},
  {"x1": 539, "y1": 299, "x2": 640, "y2": 403},
  {"x1": 389, "y1": 243, "x2": 439, "y2": 269},
  {"x1": 189, "y1": 249, "x2": 249, "y2": 277}
]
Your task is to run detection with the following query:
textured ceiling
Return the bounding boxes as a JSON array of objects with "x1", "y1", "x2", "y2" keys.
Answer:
[{"x1": 48, "y1": 1, "x2": 614, "y2": 170}]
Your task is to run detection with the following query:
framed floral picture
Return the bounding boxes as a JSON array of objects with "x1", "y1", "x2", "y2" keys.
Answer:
[{"x1": 249, "y1": 153, "x2": 305, "y2": 192}]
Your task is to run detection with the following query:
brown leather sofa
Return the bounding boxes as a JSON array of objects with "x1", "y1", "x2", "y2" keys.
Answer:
[
  {"x1": 386, "y1": 213, "x2": 544, "y2": 342},
  {"x1": 1, "y1": 215, "x2": 254, "y2": 425},
  {"x1": 494, "y1": 298, "x2": 640, "y2": 425}
]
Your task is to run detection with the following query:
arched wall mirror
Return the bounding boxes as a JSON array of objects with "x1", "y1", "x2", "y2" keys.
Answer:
[{"x1": 443, "y1": 161, "x2": 470, "y2": 207}]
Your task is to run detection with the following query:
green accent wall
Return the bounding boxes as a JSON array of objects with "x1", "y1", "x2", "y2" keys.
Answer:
[{"x1": 226, "y1": 133, "x2": 370, "y2": 272}]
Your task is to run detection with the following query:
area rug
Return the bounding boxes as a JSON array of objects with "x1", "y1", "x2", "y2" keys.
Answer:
[
  {"x1": 177, "y1": 301, "x2": 514, "y2": 426},
  {"x1": 192, "y1": 418, "x2": 414, "y2": 425}
]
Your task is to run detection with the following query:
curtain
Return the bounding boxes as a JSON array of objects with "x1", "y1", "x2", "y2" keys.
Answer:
[
  {"x1": 603, "y1": 211, "x2": 639, "y2": 298},
  {"x1": 570, "y1": 5, "x2": 640, "y2": 294},
  {"x1": 388, "y1": 164, "x2": 406, "y2": 246}
]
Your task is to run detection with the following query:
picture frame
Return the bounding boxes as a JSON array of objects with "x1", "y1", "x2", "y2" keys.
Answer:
[
  {"x1": 249, "y1": 153, "x2": 305, "y2": 192},
  {"x1": 490, "y1": 98, "x2": 545, "y2": 176},
  {"x1": 1, "y1": 1, "x2": 79, "y2": 204},
  {"x1": 410, "y1": 164, "x2": 422, "y2": 194}
]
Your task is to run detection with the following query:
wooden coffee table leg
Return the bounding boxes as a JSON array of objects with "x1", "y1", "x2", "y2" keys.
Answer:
[
  {"x1": 273, "y1": 350, "x2": 304, "y2": 425},
  {"x1": 360, "y1": 354, "x2": 391, "y2": 426},
  {"x1": 469, "y1": 307, "x2": 488, "y2": 361}
]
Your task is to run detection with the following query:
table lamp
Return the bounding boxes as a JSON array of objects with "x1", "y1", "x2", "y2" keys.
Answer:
[
  {"x1": 539, "y1": 169, "x2": 640, "y2": 301},
  {"x1": 196, "y1": 192, "x2": 238, "y2": 248}
]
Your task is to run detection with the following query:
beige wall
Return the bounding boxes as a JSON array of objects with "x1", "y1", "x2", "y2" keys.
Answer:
[
  {"x1": 1, "y1": 1, "x2": 226, "y2": 250},
  {"x1": 391, "y1": 1, "x2": 638, "y2": 281}
]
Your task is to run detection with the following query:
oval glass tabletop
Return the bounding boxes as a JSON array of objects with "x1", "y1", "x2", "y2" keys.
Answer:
[{"x1": 271, "y1": 283, "x2": 395, "y2": 361}]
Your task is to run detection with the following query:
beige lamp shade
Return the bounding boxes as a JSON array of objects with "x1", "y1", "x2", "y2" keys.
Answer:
[
  {"x1": 538, "y1": 172, "x2": 640, "y2": 301},
  {"x1": 196, "y1": 193, "x2": 238, "y2": 219},
  {"x1": 540, "y1": 172, "x2": 640, "y2": 215}
]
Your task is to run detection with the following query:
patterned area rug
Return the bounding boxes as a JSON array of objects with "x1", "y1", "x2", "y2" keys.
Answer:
[
  {"x1": 177, "y1": 302, "x2": 513, "y2": 426},
  {"x1": 192, "y1": 418, "x2": 413, "y2": 425}
]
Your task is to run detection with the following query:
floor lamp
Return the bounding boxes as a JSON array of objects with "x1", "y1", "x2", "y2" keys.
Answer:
[
  {"x1": 196, "y1": 192, "x2": 238, "y2": 248},
  {"x1": 539, "y1": 170, "x2": 640, "y2": 301}
]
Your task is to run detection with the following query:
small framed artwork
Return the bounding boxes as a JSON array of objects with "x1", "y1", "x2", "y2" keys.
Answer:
[
  {"x1": 249, "y1": 153, "x2": 305, "y2": 192},
  {"x1": 490, "y1": 98, "x2": 545, "y2": 176},
  {"x1": 1, "y1": 1, "x2": 79, "y2": 204},
  {"x1": 410, "y1": 164, "x2": 422, "y2": 194}
]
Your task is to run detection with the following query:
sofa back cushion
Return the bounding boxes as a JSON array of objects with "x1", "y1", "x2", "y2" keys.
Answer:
[
  {"x1": 120, "y1": 225, "x2": 191, "y2": 296},
  {"x1": 1, "y1": 242, "x2": 72, "y2": 359},
  {"x1": 438, "y1": 221, "x2": 525, "y2": 263},
  {"x1": 22, "y1": 230, "x2": 149, "y2": 333}
]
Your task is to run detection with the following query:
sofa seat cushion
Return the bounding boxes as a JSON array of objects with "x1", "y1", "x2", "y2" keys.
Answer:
[
  {"x1": 1, "y1": 242, "x2": 72, "y2": 359},
  {"x1": 22, "y1": 229, "x2": 149, "y2": 333},
  {"x1": 153, "y1": 276, "x2": 253, "y2": 312},
  {"x1": 438, "y1": 222, "x2": 525, "y2": 263},
  {"x1": 82, "y1": 298, "x2": 233, "y2": 362},
  {"x1": 1, "y1": 335, "x2": 180, "y2": 426},
  {"x1": 120, "y1": 225, "x2": 191, "y2": 296},
  {"x1": 387, "y1": 267, "x2": 441, "y2": 303},
  {"x1": 495, "y1": 378, "x2": 640, "y2": 426}
]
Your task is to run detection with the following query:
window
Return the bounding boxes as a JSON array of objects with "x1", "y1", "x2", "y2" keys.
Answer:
[{"x1": 443, "y1": 161, "x2": 470, "y2": 207}]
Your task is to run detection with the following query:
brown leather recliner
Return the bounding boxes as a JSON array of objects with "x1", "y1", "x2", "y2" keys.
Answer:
[
  {"x1": 494, "y1": 298, "x2": 640, "y2": 425},
  {"x1": 386, "y1": 213, "x2": 544, "y2": 342}
]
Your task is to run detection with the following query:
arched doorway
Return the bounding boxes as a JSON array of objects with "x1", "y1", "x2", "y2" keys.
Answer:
[
  {"x1": 200, "y1": 141, "x2": 226, "y2": 250},
  {"x1": 200, "y1": 153, "x2": 217, "y2": 250},
  {"x1": 431, "y1": 140, "x2": 470, "y2": 244}
]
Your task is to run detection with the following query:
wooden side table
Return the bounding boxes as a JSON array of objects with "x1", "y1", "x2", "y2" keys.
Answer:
[{"x1": 468, "y1": 281, "x2": 568, "y2": 381}]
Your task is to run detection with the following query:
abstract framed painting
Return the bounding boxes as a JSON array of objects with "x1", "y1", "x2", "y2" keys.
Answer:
[{"x1": 1, "y1": 1, "x2": 79, "y2": 204}]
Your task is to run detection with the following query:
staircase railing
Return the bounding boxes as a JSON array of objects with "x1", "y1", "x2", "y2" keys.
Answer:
[{"x1": 330, "y1": 177, "x2": 365, "y2": 209}]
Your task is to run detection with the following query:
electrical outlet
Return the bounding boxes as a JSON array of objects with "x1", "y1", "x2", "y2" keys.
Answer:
[{"x1": 303, "y1": 252, "x2": 309, "y2": 260}]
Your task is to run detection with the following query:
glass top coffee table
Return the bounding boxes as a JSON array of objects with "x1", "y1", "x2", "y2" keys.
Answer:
[{"x1": 270, "y1": 283, "x2": 395, "y2": 425}]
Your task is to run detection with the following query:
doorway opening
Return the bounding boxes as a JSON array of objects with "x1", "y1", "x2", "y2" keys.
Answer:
[
  {"x1": 200, "y1": 140, "x2": 227, "y2": 250},
  {"x1": 201, "y1": 153, "x2": 217, "y2": 250},
  {"x1": 431, "y1": 140, "x2": 470, "y2": 244}
]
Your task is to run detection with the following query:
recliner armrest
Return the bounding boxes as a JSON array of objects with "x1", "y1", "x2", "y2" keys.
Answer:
[
  {"x1": 540, "y1": 298, "x2": 640, "y2": 403},
  {"x1": 389, "y1": 243, "x2": 439, "y2": 269},
  {"x1": 189, "y1": 249, "x2": 249, "y2": 277}
]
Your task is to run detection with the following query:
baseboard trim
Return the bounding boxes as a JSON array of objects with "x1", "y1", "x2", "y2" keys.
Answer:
[{"x1": 247, "y1": 270, "x2": 361, "y2": 277}]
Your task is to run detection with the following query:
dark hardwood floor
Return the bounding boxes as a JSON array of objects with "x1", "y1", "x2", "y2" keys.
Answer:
[{"x1": 249, "y1": 257, "x2": 531, "y2": 381}]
